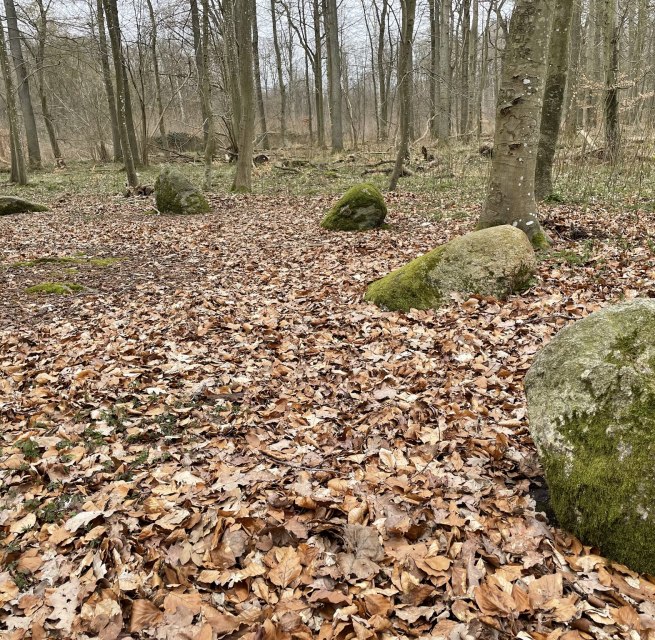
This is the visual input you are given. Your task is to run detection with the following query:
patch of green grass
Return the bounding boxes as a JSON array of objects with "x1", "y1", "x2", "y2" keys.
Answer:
[
  {"x1": 26, "y1": 282, "x2": 84, "y2": 295},
  {"x1": 37, "y1": 493, "x2": 83, "y2": 524},
  {"x1": 13, "y1": 255, "x2": 121, "y2": 269},
  {"x1": 82, "y1": 427, "x2": 106, "y2": 450},
  {"x1": 17, "y1": 439, "x2": 41, "y2": 461}
]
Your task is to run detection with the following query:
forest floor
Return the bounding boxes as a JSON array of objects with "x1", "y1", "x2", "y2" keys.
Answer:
[{"x1": 2, "y1": 152, "x2": 655, "y2": 639}]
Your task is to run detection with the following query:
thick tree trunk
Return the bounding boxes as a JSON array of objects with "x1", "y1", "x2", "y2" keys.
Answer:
[
  {"x1": 103, "y1": 0, "x2": 138, "y2": 187},
  {"x1": 478, "y1": 0, "x2": 553, "y2": 248},
  {"x1": 221, "y1": 0, "x2": 241, "y2": 149},
  {"x1": 96, "y1": 0, "x2": 121, "y2": 161},
  {"x1": 232, "y1": 0, "x2": 255, "y2": 192},
  {"x1": 535, "y1": 0, "x2": 575, "y2": 201},
  {"x1": 389, "y1": 0, "x2": 416, "y2": 191},
  {"x1": 324, "y1": 0, "x2": 343, "y2": 151},
  {"x1": 271, "y1": 0, "x2": 287, "y2": 146},
  {"x1": 0, "y1": 18, "x2": 26, "y2": 183},
  {"x1": 4, "y1": 0, "x2": 41, "y2": 170},
  {"x1": 252, "y1": 0, "x2": 269, "y2": 150}
]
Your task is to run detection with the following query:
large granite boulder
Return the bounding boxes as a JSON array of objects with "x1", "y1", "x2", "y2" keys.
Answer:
[
  {"x1": 365, "y1": 225, "x2": 536, "y2": 312},
  {"x1": 321, "y1": 183, "x2": 387, "y2": 231},
  {"x1": 154, "y1": 168, "x2": 209, "y2": 215},
  {"x1": 525, "y1": 299, "x2": 655, "y2": 573},
  {"x1": 0, "y1": 197, "x2": 47, "y2": 216}
]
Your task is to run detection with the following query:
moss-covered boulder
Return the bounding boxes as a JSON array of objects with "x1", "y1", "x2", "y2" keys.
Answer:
[
  {"x1": 365, "y1": 225, "x2": 536, "y2": 312},
  {"x1": 525, "y1": 299, "x2": 655, "y2": 573},
  {"x1": 154, "y1": 167, "x2": 210, "y2": 215},
  {"x1": 321, "y1": 183, "x2": 387, "y2": 231},
  {"x1": 0, "y1": 197, "x2": 47, "y2": 216}
]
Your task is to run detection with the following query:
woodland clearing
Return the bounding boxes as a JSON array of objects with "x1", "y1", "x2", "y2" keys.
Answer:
[{"x1": 2, "y1": 155, "x2": 655, "y2": 639}]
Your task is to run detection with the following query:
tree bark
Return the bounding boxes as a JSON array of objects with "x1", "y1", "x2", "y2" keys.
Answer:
[
  {"x1": 251, "y1": 0, "x2": 269, "y2": 149},
  {"x1": 478, "y1": 0, "x2": 553, "y2": 247},
  {"x1": 0, "y1": 17, "x2": 26, "y2": 183},
  {"x1": 324, "y1": 0, "x2": 343, "y2": 151},
  {"x1": 535, "y1": 0, "x2": 575, "y2": 201},
  {"x1": 232, "y1": 0, "x2": 255, "y2": 192},
  {"x1": 103, "y1": 0, "x2": 138, "y2": 187},
  {"x1": 460, "y1": 0, "x2": 471, "y2": 139},
  {"x1": 35, "y1": 0, "x2": 62, "y2": 161},
  {"x1": 4, "y1": 0, "x2": 41, "y2": 169},
  {"x1": 96, "y1": 0, "x2": 121, "y2": 161},
  {"x1": 438, "y1": 0, "x2": 451, "y2": 142},
  {"x1": 389, "y1": 0, "x2": 416, "y2": 191},
  {"x1": 603, "y1": 0, "x2": 620, "y2": 162},
  {"x1": 563, "y1": 0, "x2": 582, "y2": 138},
  {"x1": 271, "y1": 0, "x2": 287, "y2": 146},
  {"x1": 145, "y1": 0, "x2": 168, "y2": 159},
  {"x1": 312, "y1": 0, "x2": 325, "y2": 147}
]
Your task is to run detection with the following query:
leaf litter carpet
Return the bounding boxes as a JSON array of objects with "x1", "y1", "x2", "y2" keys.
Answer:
[{"x1": 1, "y1": 193, "x2": 655, "y2": 639}]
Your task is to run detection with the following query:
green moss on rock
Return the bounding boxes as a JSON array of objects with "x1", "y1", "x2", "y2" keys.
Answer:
[
  {"x1": 26, "y1": 282, "x2": 84, "y2": 295},
  {"x1": 321, "y1": 183, "x2": 387, "y2": 231},
  {"x1": 0, "y1": 197, "x2": 48, "y2": 216},
  {"x1": 525, "y1": 299, "x2": 655, "y2": 573},
  {"x1": 364, "y1": 225, "x2": 536, "y2": 312},
  {"x1": 154, "y1": 167, "x2": 210, "y2": 215}
]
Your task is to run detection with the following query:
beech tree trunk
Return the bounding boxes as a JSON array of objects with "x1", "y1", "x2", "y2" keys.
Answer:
[
  {"x1": 103, "y1": 0, "x2": 138, "y2": 187},
  {"x1": 0, "y1": 17, "x2": 26, "y2": 184},
  {"x1": 389, "y1": 0, "x2": 416, "y2": 191},
  {"x1": 271, "y1": 0, "x2": 286, "y2": 146},
  {"x1": 35, "y1": 0, "x2": 62, "y2": 162},
  {"x1": 146, "y1": 0, "x2": 168, "y2": 159},
  {"x1": 232, "y1": 0, "x2": 255, "y2": 192},
  {"x1": 478, "y1": 0, "x2": 553, "y2": 248},
  {"x1": 4, "y1": 0, "x2": 41, "y2": 170},
  {"x1": 604, "y1": 0, "x2": 620, "y2": 162},
  {"x1": 96, "y1": 0, "x2": 121, "y2": 161},
  {"x1": 324, "y1": 0, "x2": 343, "y2": 151},
  {"x1": 252, "y1": 0, "x2": 269, "y2": 150},
  {"x1": 535, "y1": 0, "x2": 575, "y2": 201}
]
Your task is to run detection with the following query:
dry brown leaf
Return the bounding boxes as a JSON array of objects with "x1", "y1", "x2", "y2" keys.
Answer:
[{"x1": 129, "y1": 600, "x2": 164, "y2": 632}]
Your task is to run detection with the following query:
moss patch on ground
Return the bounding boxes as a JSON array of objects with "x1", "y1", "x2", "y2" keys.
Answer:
[
  {"x1": 26, "y1": 282, "x2": 85, "y2": 295},
  {"x1": 11, "y1": 256, "x2": 121, "y2": 269}
]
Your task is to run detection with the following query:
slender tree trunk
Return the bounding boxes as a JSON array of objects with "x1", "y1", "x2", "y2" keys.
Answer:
[
  {"x1": 4, "y1": 0, "x2": 41, "y2": 169},
  {"x1": 535, "y1": 0, "x2": 575, "y2": 200},
  {"x1": 145, "y1": 0, "x2": 168, "y2": 158},
  {"x1": 428, "y1": 0, "x2": 439, "y2": 139},
  {"x1": 201, "y1": 0, "x2": 214, "y2": 188},
  {"x1": 604, "y1": 0, "x2": 620, "y2": 162},
  {"x1": 564, "y1": 0, "x2": 583, "y2": 138},
  {"x1": 96, "y1": 0, "x2": 121, "y2": 161},
  {"x1": 103, "y1": 0, "x2": 138, "y2": 187},
  {"x1": 121, "y1": 57, "x2": 141, "y2": 165},
  {"x1": 313, "y1": 0, "x2": 325, "y2": 147},
  {"x1": 460, "y1": 0, "x2": 471, "y2": 139},
  {"x1": 220, "y1": 0, "x2": 241, "y2": 149},
  {"x1": 232, "y1": 0, "x2": 255, "y2": 192},
  {"x1": 252, "y1": 0, "x2": 269, "y2": 149},
  {"x1": 271, "y1": 0, "x2": 286, "y2": 146},
  {"x1": 438, "y1": 0, "x2": 451, "y2": 142},
  {"x1": 0, "y1": 17, "x2": 25, "y2": 183},
  {"x1": 35, "y1": 0, "x2": 62, "y2": 161},
  {"x1": 478, "y1": 0, "x2": 553, "y2": 247},
  {"x1": 389, "y1": 0, "x2": 417, "y2": 191},
  {"x1": 324, "y1": 0, "x2": 343, "y2": 151},
  {"x1": 376, "y1": 0, "x2": 389, "y2": 141},
  {"x1": 469, "y1": 0, "x2": 478, "y2": 139}
]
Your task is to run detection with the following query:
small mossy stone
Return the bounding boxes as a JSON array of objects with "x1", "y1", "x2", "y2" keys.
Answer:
[
  {"x1": 154, "y1": 167, "x2": 209, "y2": 215},
  {"x1": 365, "y1": 225, "x2": 536, "y2": 312},
  {"x1": 321, "y1": 183, "x2": 387, "y2": 231},
  {"x1": 0, "y1": 196, "x2": 48, "y2": 216},
  {"x1": 525, "y1": 299, "x2": 655, "y2": 573}
]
